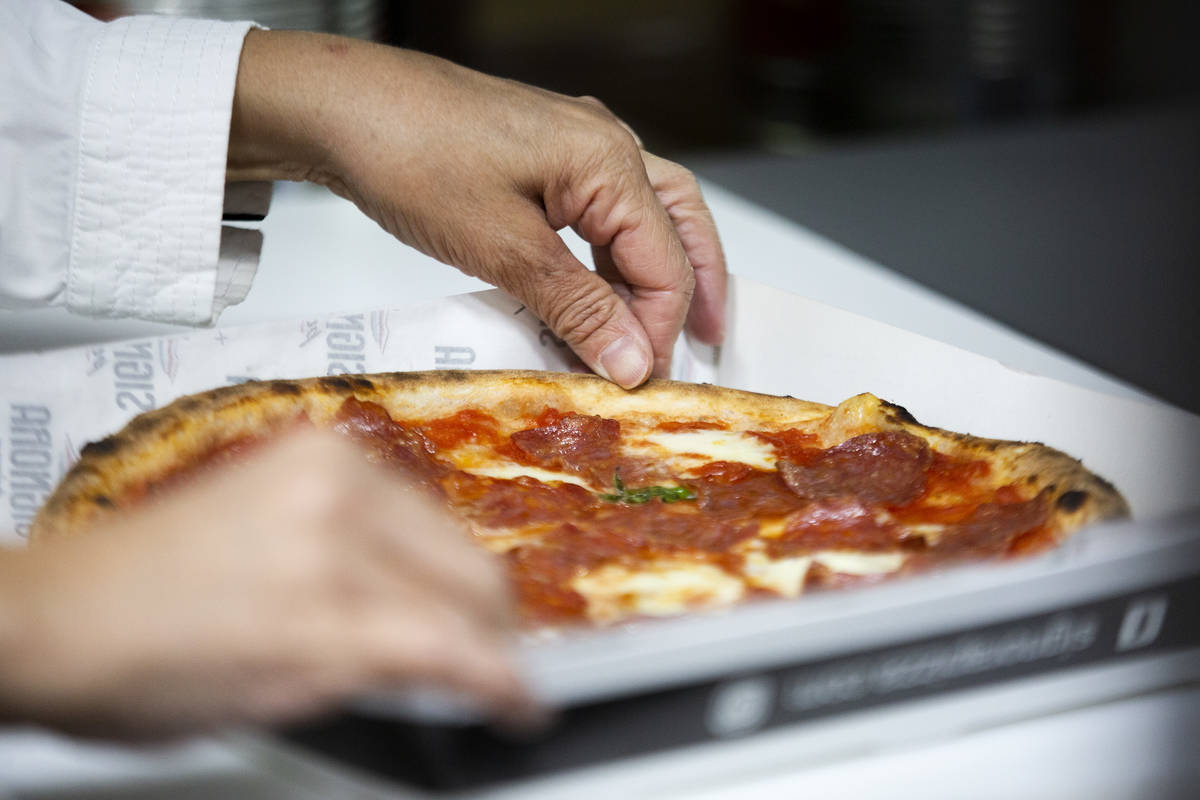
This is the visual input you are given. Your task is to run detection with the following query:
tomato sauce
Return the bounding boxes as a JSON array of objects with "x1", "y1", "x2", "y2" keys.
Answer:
[
  {"x1": 751, "y1": 429, "x2": 819, "y2": 464},
  {"x1": 919, "y1": 452, "x2": 991, "y2": 499},
  {"x1": 420, "y1": 409, "x2": 500, "y2": 450}
]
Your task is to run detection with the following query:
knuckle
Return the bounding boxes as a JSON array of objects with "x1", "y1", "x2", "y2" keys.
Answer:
[
  {"x1": 280, "y1": 467, "x2": 350, "y2": 522},
  {"x1": 675, "y1": 164, "x2": 701, "y2": 193},
  {"x1": 576, "y1": 94, "x2": 610, "y2": 113},
  {"x1": 543, "y1": 284, "x2": 625, "y2": 346},
  {"x1": 562, "y1": 100, "x2": 639, "y2": 160},
  {"x1": 660, "y1": 158, "x2": 702, "y2": 196},
  {"x1": 596, "y1": 123, "x2": 640, "y2": 162}
]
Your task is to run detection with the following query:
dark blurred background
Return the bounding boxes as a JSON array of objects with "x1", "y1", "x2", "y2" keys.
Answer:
[
  {"x1": 388, "y1": 0, "x2": 1200, "y2": 156},
  {"x1": 80, "y1": 0, "x2": 1200, "y2": 155},
  {"x1": 76, "y1": 1, "x2": 1200, "y2": 412}
]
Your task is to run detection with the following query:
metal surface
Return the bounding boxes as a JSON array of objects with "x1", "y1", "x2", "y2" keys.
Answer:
[{"x1": 74, "y1": 0, "x2": 381, "y2": 39}]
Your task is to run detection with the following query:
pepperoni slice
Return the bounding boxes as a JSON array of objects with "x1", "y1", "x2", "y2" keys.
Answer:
[
  {"x1": 695, "y1": 467, "x2": 807, "y2": 517},
  {"x1": 767, "y1": 498, "x2": 915, "y2": 556},
  {"x1": 590, "y1": 504, "x2": 757, "y2": 555},
  {"x1": 444, "y1": 473, "x2": 598, "y2": 528},
  {"x1": 778, "y1": 431, "x2": 931, "y2": 506},
  {"x1": 331, "y1": 397, "x2": 444, "y2": 485},
  {"x1": 510, "y1": 413, "x2": 620, "y2": 471},
  {"x1": 932, "y1": 493, "x2": 1051, "y2": 557}
]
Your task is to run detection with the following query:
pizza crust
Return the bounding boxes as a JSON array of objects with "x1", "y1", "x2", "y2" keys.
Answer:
[{"x1": 30, "y1": 370, "x2": 1129, "y2": 547}]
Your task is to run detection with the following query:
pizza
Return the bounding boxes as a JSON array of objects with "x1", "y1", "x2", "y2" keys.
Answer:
[{"x1": 31, "y1": 370, "x2": 1128, "y2": 627}]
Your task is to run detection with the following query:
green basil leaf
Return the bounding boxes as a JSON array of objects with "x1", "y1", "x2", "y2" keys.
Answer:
[{"x1": 598, "y1": 475, "x2": 696, "y2": 505}]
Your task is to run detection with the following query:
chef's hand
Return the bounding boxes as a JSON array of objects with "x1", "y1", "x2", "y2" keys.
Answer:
[
  {"x1": 227, "y1": 30, "x2": 726, "y2": 387},
  {"x1": 0, "y1": 432, "x2": 529, "y2": 739}
]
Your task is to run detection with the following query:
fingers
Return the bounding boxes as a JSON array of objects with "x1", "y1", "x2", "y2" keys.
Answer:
[
  {"x1": 229, "y1": 433, "x2": 532, "y2": 718},
  {"x1": 641, "y1": 152, "x2": 727, "y2": 345},
  {"x1": 353, "y1": 590, "x2": 532, "y2": 717},
  {"x1": 299, "y1": 436, "x2": 533, "y2": 714},
  {"x1": 569, "y1": 106, "x2": 726, "y2": 349},
  {"x1": 548, "y1": 154, "x2": 695, "y2": 380},
  {"x1": 277, "y1": 432, "x2": 514, "y2": 632},
  {"x1": 359, "y1": 465, "x2": 514, "y2": 630},
  {"x1": 491, "y1": 210, "x2": 657, "y2": 388}
]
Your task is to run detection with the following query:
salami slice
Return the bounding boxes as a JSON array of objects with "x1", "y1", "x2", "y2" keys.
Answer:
[{"x1": 778, "y1": 431, "x2": 931, "y2": 506}]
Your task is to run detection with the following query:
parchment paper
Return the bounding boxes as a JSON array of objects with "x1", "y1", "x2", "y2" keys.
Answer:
[{"x1": 1, "y1": 276, "x2": 1196, "y2": 546}]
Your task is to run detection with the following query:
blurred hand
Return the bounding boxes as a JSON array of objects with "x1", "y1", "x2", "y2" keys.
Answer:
[
  {"x1": 228, "y1": 31, "x2": 726, "y2": 387},
  {"x1": 0, "y1": 432, "x2": 528, "y2": 739}
]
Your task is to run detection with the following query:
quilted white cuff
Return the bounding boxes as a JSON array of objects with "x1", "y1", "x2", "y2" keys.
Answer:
[{"x1": 66, "y1": 15, "x2": 260, "y2": 325}]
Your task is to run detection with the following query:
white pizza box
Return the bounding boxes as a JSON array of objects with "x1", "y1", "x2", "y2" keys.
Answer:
[
  {"x1": 0, "y1": 276, "x2": 1197, "y2": 791},
  {"x1": 271, "y1": 509, "x2": 1200, "y2": 792}
]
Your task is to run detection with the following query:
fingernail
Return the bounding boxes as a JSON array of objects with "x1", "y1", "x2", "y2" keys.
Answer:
[{"x1": 597, "y1": 336, "x2": 650, "y2": 389}]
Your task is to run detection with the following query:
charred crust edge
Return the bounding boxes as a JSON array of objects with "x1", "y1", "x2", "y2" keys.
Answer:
[
  {"x1": 317, "y1": 376, "x2": 354, "y2": 392},
  {"x1": 1056, "y1": 489, "x2": 1089, "y2": 513},
  {"x1": 32, "y1": 369, "x2": 1131, "y2": 544},
  {"x1": 80, "y1": 437, "x2": 119, "y2": 457},
  {"x1": 267, "y1": 380, "x2": 303, "y2": 396},
  {"x1": 881, "y1": 400, "x2": 921, "y2": 426}
]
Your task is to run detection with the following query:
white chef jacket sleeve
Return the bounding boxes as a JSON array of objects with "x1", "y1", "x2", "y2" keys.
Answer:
[{"x1": 0, "y1": 0, "x2": 267, "y2": 325}]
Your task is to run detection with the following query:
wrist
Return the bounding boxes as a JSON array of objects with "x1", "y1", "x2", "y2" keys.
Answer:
[{"x1": 227, "y1": 29, "x2": 346, "y2": 186}]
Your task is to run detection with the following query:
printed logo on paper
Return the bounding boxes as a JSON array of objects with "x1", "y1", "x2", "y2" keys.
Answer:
[
  {"x1": 7, "y1": 403, "x2": 55, "y2": 540},
  {"x1": 112, "y1": 342, "x2": 158, "y2": 413},
  {"x1": 298, "y1": 319, "x2": 321, "y2": 348},
  {"x1": 86, "y1": 347, "x2": 107, "y2": 376},
  {"x1": 158, "y1": 339, "x2": 179, "y2": 383},
  {"x1": 370, "y1": 310, "x2": 391, "y2": 355},
  {"x1": 434, "y1": 345, "x2": 475, "y2": 368},
  {"x1": 326, "y1": 314, "x2": 366, "y2": 375}
]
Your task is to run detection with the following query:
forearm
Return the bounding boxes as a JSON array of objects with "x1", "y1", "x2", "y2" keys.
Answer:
[
  {"x1": 0, "y1": 548, "x2": 47, "y2": 727},
  {"x1": 227, "y1": 31, "x2": 485, "y2": 189}
]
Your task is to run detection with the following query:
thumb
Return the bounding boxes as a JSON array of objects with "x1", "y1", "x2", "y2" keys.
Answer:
[{"x1": 508, "y1": 223, "x2": 654, "y2": 389}]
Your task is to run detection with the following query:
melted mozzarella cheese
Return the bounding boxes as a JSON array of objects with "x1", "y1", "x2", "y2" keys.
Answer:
[
  {"x1": 813, "y1": 551, "x2": 906, "y2": 575},
  {"x1": 757, "y1": 517, "x2": 788, "y2": 538},
  {"x1": 572, "y1": 562, "x2": 746, "y2": 624},
  {"x1": 904, "y1": 523, "x2": 946, "y2": 544},
  {"x1": 742, "y1": 552, "x2": 812, "y2": 597},
  {"x1": 631, "y1": 430, "x2": 777, "y2": 471},
  {"x1": 464, "y1": 464, "x2": 595, "y2": 489}
]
